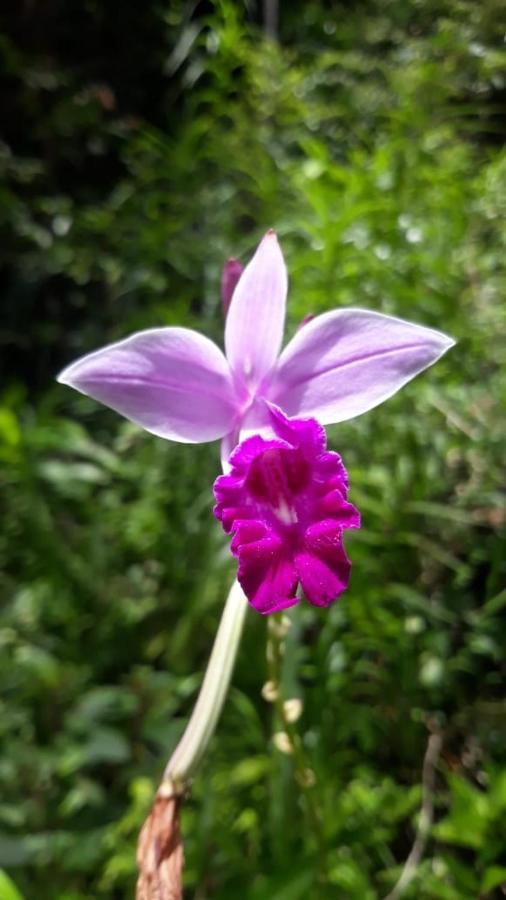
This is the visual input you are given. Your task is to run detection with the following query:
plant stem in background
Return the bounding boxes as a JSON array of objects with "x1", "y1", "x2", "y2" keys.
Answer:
[
  {"x1": 265, "y1": 613, "x2": 329, "y2": 885},
  {"x1": 382, "y1": 731, "x2": 443, "y2": 900},
  {"x1": 263, "y1": 0, "x2": 279, "y2": 40}
]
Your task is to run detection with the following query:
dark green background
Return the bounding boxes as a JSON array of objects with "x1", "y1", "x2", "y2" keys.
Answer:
[{"x1": 0, "y1": 1, "x2": 505, "y2": 897}]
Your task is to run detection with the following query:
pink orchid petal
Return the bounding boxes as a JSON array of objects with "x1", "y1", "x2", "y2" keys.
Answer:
[
  {"x1": 315, "y1": 489, "x2": 361, "y2": 526},
  {"x1": 225, "y1": 231, "x2": 287, "y2": 393},
  {"x1": 58, "y1": 327, "x2": 238, "y2": 443},
  {"x1": 269, "y1": 309, "x2": 455, "y2": 424},
  {"x1": 237, "y1": 533, "x2": 299, "y2": 614},
  {"x1": 295, "y1": 520, "x2": 351, "y2": 607},
  {"x1": 230, "y1": 519, "x2": 269, "y2": 554}
]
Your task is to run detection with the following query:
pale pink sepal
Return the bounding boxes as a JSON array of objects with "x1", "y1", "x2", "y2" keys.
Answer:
[
  {"x1": 269, "y1": 308, "x2": 455, "y2": 424},
  {"x1": 58, "y1": 327, "x2": 238, "y2": 443},
  {"x1": 225, "y1": 231, "x2": 287, "y2": 395}
]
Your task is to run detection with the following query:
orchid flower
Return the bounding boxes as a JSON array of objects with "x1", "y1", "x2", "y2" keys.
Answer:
[
  {"x1": 58, "y1": 230, "x2": 454, "y2": 469},
  {"x1": 58, "y1": 231, "x2": 454, "y2": 612}
]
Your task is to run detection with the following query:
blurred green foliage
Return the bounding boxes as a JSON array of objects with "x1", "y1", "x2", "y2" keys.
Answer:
[{"x1": 1, "y1": 0, "x2": 505, "y2": 897}]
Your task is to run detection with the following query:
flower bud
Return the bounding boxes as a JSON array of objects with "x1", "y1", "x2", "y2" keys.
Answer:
[
  {"x1": 262, "y1": 680, "x2": 279, "y2": 702},
  {"x1": 283, "y1": 698, "x2": 303, "y2": 723},
  {"x1": 273, "y1": 731, "x2": 294, "y2": 755},
  {"x1": 221, "y1": 257, "x2": 243, "y2": 316}
]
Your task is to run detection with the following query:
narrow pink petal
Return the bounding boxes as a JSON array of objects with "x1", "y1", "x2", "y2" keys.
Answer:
[
  {"x1": 58, "y1": 327, "x2": 239, "y2": 443},
  {"x1": 295, "y1": 520, "x2": 351, "y2": 607},
  {"x1": 269, "y1": 309, "x2": 455, "y2": 424},
  {"x1": 225, "y1": 231, "x2": 287, "y2": 393}
]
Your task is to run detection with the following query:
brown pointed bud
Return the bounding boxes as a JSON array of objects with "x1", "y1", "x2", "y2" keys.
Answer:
[
  {"x1": 136, "y1": 787, "x2": 184, "y2": 900},
  {"x1": 221, "y1": 258, "x2": 243, "y2": 316}
]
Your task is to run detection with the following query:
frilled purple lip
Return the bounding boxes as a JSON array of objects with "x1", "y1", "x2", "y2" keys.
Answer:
[
  {"x1": 57, "y1": 231, "x2": 455, "y2": 469},
  {"x1": 213, "y1": 406, "x2": 360, "y2": 614}
]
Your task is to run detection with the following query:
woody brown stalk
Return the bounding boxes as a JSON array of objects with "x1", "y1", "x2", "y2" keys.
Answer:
[{"x1": 136, "y1": 786, "x2": 184, "y2": 900}]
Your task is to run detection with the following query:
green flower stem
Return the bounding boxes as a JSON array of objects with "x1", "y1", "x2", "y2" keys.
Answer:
[
  {"x1": 163, "y1": 579, "x2": 248, "y2": 791},
  {"x1": 267, "y1": 613, "x2": 328, "y2": 882}
]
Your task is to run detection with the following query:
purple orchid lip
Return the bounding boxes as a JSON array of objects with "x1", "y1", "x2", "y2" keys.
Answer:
[
  {"x1": 213, "y1": 405, "x2": 360, "y2": 614},
  {"x1": 58, "y1": 230, "x2": 455, "y2": 464}
]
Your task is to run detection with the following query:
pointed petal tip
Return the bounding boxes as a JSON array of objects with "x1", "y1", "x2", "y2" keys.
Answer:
[
  {"x1": 429, "y1": 327, "x2": 457, "y2": 357},
  {"x1": 56, "y1": 364, "x2": 75, "y2": 387},
  {"x1": 261, "y1": 228, "x2": 280, "y2": 247},
  {"x1": 57, "y1": 357, "x2": 94, "y2": 391}
]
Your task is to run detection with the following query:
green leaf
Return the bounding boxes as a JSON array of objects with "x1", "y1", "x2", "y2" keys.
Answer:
[
  {"x1": 481, "y1": 866, "x2": 506, "y2": 894},
  {"x1": 0, "y1": 870, "x2": 26, "y2": 900}
]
